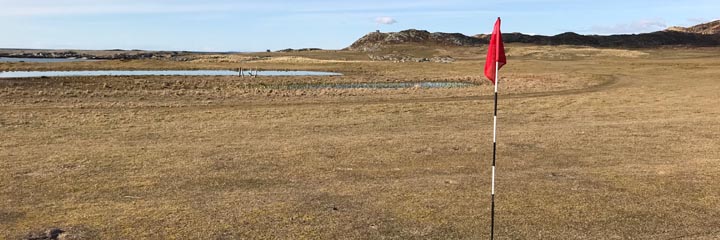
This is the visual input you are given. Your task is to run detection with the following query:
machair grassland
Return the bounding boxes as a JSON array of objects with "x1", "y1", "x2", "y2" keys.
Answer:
[{"x1": 1, "y1": 45, "x2": 719, "y2": 239}]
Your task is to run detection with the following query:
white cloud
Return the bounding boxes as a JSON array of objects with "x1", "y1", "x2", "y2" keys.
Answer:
[
  {"x1": 375, "y1": 16, "x2": 397, "y2": 25},
  {"x1": 591, "y1": 19, "x2": 667, "y2": 34}
]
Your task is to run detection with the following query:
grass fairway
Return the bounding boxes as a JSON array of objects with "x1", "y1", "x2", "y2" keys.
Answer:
[{"x1": 1, "y1": 46, "x2": 719, "y2": 239}]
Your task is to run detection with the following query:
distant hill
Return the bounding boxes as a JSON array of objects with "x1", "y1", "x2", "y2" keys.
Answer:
[
  {"x1": 347, "y1": 21, "x2": 720, "y2": 50},
  {"x1": 346, "y1": 29, "x2": 485, "y2": 51},
  {"x1": 666, "y1": 20, "x2": 720, "y2": 35}
]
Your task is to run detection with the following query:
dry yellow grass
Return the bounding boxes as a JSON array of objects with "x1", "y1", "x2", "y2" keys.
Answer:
[
  {"x1": 506, "y1": 45, "x2": 649, "y2": 59},
  {"x1": 1, "y1": 46, "x2": 719, "y2": 239},
  {"x1": 187, "y1": 55, "x2": 368, "y2": 64},
  {"x1": 255, "y1": 56, "x2": 367, "y2": 64}
]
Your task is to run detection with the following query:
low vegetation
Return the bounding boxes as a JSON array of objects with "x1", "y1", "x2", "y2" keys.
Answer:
[{"x1": 1, "y1": 45, "x2": 719, "y2": 239}]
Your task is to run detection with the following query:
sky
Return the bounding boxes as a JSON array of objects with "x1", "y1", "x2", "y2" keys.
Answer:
[{"x1": 1, "y1": 0, "x2": 718, "y2": 52}]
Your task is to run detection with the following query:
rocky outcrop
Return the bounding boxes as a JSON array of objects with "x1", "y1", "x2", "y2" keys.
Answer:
[
  {"x1": 666, "y1": 20, "x2": 720, "y2": 35},
  {"x1": 368, "y1": 54, "x2": 455, "y2": 63},
  {"x1": 347, "y1": 29, "x2": 485, "y2": 51},
  {"x1": 0, "y1": 51, "x2": 91, "y2": 59},
  {"x1": 276, "y1": 48, "x2": 323, "y2": 52}
]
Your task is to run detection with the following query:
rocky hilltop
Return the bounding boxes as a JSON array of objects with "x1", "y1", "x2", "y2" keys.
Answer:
[
  {"x1": 346, "y1": 29, "x2": 485, "y2": 51},
  {"x1": 666, "y1": 20, "x2": 720, "y2": 35},
  {"x1": 348, "y1": 21, "x2": 720, "y2": 50}
]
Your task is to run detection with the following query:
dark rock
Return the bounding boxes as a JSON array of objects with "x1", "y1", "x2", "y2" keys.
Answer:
[
  {"x1": 24, "y1": 226, "x2": 97, "y2": 240},
  {"x1": 368, "y1": 54, "x2": 454, "y2": 63},
  {"x1": 46, "y1": 228, "x2": 64, "y2": 239},
  {"x1": 25, "y1": 228, "x2": 64, "y2": 240}
]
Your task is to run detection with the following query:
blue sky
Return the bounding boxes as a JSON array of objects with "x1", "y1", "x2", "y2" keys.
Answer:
[{"x1": 1, "y1": 0, "x2": 718, "y2": 51}]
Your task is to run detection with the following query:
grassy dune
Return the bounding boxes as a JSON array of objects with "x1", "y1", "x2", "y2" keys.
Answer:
[{"x1": 1, "y1": 46, "x2": 719, "y2": 239}]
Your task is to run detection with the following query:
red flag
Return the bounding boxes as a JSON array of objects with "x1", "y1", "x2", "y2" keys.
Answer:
[{"x1": 484, "y1": 18, "x2": 506, "y2": 85}]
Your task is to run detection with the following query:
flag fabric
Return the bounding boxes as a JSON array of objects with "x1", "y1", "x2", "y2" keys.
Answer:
[{"x1": 484, "y1": 18, "x2": 506, "y2": 84}]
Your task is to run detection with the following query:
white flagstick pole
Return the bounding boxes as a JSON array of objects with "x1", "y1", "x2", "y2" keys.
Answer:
[{"x1": 490, "y1": 60, "x2": 499, "y2": 240}]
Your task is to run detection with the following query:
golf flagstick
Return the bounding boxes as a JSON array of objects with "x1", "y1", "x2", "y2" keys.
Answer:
[
  {"x1": 491, "y1": 60, "x2": 498, "y2": 240},
  {"x1": 484, "y1": 17, "x2": 506, "y2": 240}
]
